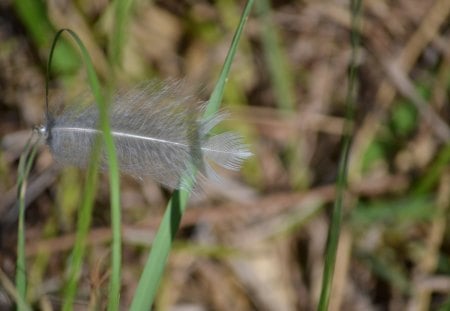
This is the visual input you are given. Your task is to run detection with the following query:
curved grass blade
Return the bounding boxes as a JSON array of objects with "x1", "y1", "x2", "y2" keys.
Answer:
[
  {"x1": 45, "y1": 29, "x2": 121, "y2": 311},
  {"x1": 129, "y1": 1, "x2": 254, "y2": 310}
]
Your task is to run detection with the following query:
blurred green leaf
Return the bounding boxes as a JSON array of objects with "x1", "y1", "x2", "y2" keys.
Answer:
[
  {"x1": 390, "y1": 101, "x2": 417, "y2": 137},
  {"x1": 361, "y1": 140, "x2": 385, "y2": 172},
  {"x1": 351, "y1": 195, "x2": 434, "y2": 227},
  {"x1": 12, "y1": 0, "x2": 79, "y2": 73},
  {"x1": 357, "y1": 250, "x2": 410, "y2": 294}
]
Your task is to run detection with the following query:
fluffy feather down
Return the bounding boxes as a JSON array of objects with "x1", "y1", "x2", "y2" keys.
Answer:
[{"x1": 42, "y1": 81, "x2": 252, "y2": 190}]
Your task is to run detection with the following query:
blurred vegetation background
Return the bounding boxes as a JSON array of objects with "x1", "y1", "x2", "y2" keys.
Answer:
[{"x1": 0, "y1": 0, "x2": 450, "y2": 310}]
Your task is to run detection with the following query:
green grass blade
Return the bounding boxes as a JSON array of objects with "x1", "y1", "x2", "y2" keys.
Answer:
[
  {"x1": 129, "y1": 1, "x2": 254, "y2": 310},
  {"x1": 107, "y1": 0, "x2": 132, "y2": 308},
  {"x1": 204, "y1": 0, "x2": 255, "y2": 119},
  {"x1": 256, "y1": 0, "x2": 295, "y2": 113},
  {"x1": 15, "y1": 141, "x2": 30, "y2": 307},
  {"x1": 45, "y1": 29, "x2": 106, "y2": 112},
  {"x1": 317, "y1": 0, "x2": 361, "y2": 309},
  {"x1": 62, "y1": 147, "x2": 101, "y2": 311},
  {"x1": 108, "y1": 0, "x2": 133, "y2": 71},
  {"x1": 46, "y1": 29, "x2": 121, "y2": 311},
  {"x1": 256, "y1": 0, "x2": 308, "y2": 188},
  {"x1": 129, "y1": 190, "x2": 190, "y2": 310},
  {"x1": 16, "y1": 134, "x2": 39, "y2": 311}
]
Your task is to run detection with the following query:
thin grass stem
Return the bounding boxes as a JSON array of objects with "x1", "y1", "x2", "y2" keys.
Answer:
[
  {"x1": 317, "y1": 0, "x2": 361, "y2": 309},
  {"x1": 106, "y1": 1, "x2": 132, "y2": 309},
  {"x1": 16, "y1": 134, "x2": 39, "y2": 311}
]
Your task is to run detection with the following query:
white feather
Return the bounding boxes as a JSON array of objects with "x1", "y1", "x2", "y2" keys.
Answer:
[{"x1": 40, "y1": 80, "x2": 252, "y2": 190}]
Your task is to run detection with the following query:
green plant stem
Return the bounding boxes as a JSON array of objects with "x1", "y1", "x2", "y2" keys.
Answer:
[
  {"x1": 109, "y1": 0, "x2": 132, "y2": 71},
  {"x1": 107, "y1": 0, "x2": 132, "y2": 308},
  {"x1": 15, "y1": 143, "x2": 30, "y2": 310},
  {"x1": 16, "y1": 135, "x2": 39, "y2": 311},
  {"x1": 317, "y1": 0, "x2": 361, "y2": 310},
  {"x1": 256, "y1": 0, "x2": 295, "y2": 113},
  {"x1": 129, "y1": 190, "x2": 190, "y2": 310},
  {"x1": 104, "y1": 103, "x2": 122, "y2": 311},
  {"x1": 257, "y1": 0, "x2": 308, "y2": 188},
  {"x1": 204, "y1": 0, "x2": 255, "y2": 118},
  {"x1": 129, "y1": 1, "x2": 254, "y2": 310},
  {"x1": 62, "y1": 147, "x2": 100, "y2": 311}
]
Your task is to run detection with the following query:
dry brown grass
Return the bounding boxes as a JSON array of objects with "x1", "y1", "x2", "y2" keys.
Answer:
[{"x1": 0, "y1": 0, "x2": 449, "y2": 310}]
